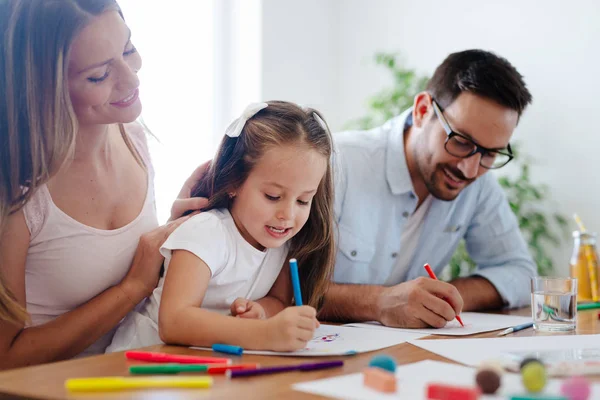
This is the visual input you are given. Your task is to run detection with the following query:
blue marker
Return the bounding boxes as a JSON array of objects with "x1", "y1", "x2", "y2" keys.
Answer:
[
  {"x1": 212, "y1": 343, "x2": 243, "y2": 356},
  {"x1": 289, "y1": 258, "x2": 303, "y2": 306}
]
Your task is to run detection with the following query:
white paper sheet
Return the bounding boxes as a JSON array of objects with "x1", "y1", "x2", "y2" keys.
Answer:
[
  {"x1": 345, "y1": 312, "x2": 532, "y2": 336},
  {"x1": 190, "y1": 324, "x2": 425, "y2": 356},
  {"x1": 408, "y1": 334, "x2": 600, "y2": 367},
  {"x1": 293, "y1": 359, "x2": 600, "y2": 400}
]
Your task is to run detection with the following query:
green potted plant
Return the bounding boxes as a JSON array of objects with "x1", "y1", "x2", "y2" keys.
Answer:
[
  {"x1": 349, "y1": 52, "x2": 568, "y2": 278},
  {"x1": 347, "y1": 53, "x2": 429, "y2": 130}
]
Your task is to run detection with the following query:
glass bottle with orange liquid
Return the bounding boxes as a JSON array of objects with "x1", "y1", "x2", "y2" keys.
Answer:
[{"x1": 569, "y1": 231, "x2": 600, "y2": 303}]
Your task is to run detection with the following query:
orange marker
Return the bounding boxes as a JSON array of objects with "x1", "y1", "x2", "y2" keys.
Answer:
[{"x1": 423, "y1": 264, "x2": 464, "y2": 327}]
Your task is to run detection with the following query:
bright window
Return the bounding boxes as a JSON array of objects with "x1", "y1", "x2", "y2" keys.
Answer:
[
  {"x1": 118, "y1": 1, "x2": 262, "y2": 223},
  {"x1": 118, "y1": 1, "x2": 215, "y2": 223}
]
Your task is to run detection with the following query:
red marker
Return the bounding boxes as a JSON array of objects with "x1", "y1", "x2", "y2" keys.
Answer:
[
  {"x1": 207, "y1": 363, "x2": 259, "y2": 375},
  {"x1": 426, "y1": 383, "x2": 479, "y2": 400},
  {"x1": 423, "y1": 264, "x2": 465, "y2": 327},
  {"x1": 125, "y1": 351, "x2": 231, "y2": 364}
]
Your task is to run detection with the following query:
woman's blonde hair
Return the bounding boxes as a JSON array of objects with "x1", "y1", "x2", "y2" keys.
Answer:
[
  {"x1": 190, "y1": 101, "x2": 336, "y2": 309},
  {"x1": 0, "y1": 0, "x2": 124, "y2": 323}
]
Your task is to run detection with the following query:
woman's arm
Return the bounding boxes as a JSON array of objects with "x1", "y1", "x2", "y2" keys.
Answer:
[
  {"x1": 158, "y1": 250, "x2": 316, "y2": 351},
  {"x1": 0, "y1": 211, "x2": 139, "y2": 369},
  {"x1": 0, "y1": 211, "x2": 189, "y2": 370}
]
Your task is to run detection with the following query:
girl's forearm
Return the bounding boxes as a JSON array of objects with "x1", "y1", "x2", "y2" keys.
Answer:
[
  {"x1": 159, "y1": 307, "x2": 270, "y2": 349},
  {"x1": 256, "y1": 296, "x2": 286, "y2": 318}
]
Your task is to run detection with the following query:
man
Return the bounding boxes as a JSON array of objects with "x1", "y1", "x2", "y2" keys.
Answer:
[{"x1": 320, "y1": 49, "x2": 536, "y2": 328}]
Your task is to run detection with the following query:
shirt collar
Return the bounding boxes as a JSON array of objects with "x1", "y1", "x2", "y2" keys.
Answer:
[{"x1": 385, "y1": 108, "x2": 416, "y2": 195}]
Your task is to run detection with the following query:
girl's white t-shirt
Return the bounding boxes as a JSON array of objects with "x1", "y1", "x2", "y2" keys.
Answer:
[{"x1": 107, "y1": 209, "x2": 288, "y2": 352}]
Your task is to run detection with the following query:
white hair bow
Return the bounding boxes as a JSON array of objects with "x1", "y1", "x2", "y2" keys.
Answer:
[
  {"x1": 312, "y1": 112, "x2": 328, "y2": 132},
  {"x1": 225, "y1": 102, "x2": 269, "y2": 138}
]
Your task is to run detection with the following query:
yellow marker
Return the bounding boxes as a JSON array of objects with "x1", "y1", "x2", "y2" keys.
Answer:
[
  {"x1": 574, "y1": 214, "x2": 599, "y2": 302},
  {"x1": 65, "y1": 376, "x2": 213, "y2": 392}
]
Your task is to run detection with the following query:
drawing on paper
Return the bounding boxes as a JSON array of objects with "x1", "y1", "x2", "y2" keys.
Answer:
[{"x1": 311, "y1": 333, "x2": 341, "y2": 343}]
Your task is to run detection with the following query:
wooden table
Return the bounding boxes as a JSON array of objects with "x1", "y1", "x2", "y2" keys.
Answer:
[{"x1": 0, "y1": 308, "x2": 598, "y2": 400}]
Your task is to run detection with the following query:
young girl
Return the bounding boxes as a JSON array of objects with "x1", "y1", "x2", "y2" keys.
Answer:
[{"x1": 108, "y1": 101, "x2": 336, "y2": 352}]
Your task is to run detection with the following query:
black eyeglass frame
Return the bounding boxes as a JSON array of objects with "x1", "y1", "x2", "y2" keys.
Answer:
[{"x1": 431, "y1": 100, "x2": 514, "y2": 169}]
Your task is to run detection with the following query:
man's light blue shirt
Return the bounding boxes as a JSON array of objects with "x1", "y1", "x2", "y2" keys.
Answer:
[{"x1": 332, "y1": 109, "x2": 536, "y2": 308}]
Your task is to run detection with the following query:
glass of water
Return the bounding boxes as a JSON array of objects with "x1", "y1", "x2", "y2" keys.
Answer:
[{"x1": 531, "y1": 277, "x2": 577, "y2": 332}]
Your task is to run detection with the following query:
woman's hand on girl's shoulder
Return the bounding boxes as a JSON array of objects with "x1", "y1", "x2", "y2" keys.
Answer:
[
  {"x1": 169, "y1": 161, "x2": 210, "y2": 222},
  {"x1": 119, "y1": 216, "x2": 192, "y2": 304},
  {"x1": 230, "y1": 298, "x2": 266, "y2": 319}
]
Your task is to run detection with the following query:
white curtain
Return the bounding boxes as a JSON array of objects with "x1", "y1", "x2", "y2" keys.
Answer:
[{"x1": 118, "y1": 1, "x2": 262, "y2": 223}]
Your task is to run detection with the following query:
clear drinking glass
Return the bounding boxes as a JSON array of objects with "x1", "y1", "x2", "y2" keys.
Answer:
[{"x1": 531, "y1": 277, "x2": 577, "y2": 332}]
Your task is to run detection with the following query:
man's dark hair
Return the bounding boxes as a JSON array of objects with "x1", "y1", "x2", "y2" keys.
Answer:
[{"x1": 427, "y1": 49, "x2": 532, "y2": 116}]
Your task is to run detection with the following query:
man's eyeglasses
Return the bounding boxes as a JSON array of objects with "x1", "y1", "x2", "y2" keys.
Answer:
[{"x1": 431, "y1": 100, "x2": 513, "y2": 169}]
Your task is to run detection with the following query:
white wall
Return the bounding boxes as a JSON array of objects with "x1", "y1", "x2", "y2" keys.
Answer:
[
  {"x1": 120, "y1": 0, "x2": 215, "y2": 223},
  {"x1": 261, "y1": 0, "x2": 340, "y2": 128},
  {"x1": 214, "y1": 0, "x2": 263, "y2": 142},
  {"x1": 261, "y1": 0, "x2": 600, "y2": 275}
]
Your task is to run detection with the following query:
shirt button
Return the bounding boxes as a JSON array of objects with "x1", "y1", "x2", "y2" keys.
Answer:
[
  {"x1": 351, "y1": 250, "x2": 357, "y2": 257},
  {"x1": 391, "y1": 252, "x2": 398, "y2": 258},
  {"x1": 402, "y1": 211, "x2": 409, "y2": 218}
]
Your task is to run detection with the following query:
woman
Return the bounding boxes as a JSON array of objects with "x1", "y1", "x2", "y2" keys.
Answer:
[{"x1": 0, "y1": 0, "x2": 205, "y2": 369}]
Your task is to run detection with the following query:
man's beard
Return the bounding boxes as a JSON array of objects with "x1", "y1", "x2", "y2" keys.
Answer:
[{"x1": 423, "y1": 163, "x2": 475, "y2": 201}]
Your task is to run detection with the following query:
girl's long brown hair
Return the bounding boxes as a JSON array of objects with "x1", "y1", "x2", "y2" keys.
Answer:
[
  {"x1": 0, "y1": 0, "x2": 127, "y2": 324},
  {"x1": 190, "y1": 101, "x2": 336, "y2": 309}
]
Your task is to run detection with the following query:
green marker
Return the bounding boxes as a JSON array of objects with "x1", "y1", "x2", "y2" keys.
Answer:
[
  {"x1": 129, "y1": 363, "x2": 209, "y2": 375},
  {"x1": 510, "y1": 395, "x2": 567, "y2": 400},
  {"x1": 577, "y1": 301, "x2": 600, "y2": 310}
]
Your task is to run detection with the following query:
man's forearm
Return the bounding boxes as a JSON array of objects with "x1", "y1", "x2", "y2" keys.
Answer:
[
  {"x1": 450, "y1": 276, "x2": 504, "y2": 311},
  {"x1": 319, "y1": 283, "x2": 384, "y2": 322}
]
